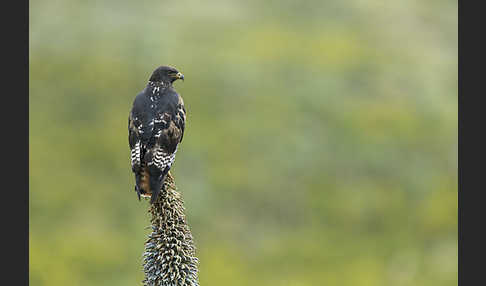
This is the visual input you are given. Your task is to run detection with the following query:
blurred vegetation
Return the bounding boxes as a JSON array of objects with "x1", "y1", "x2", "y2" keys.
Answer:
[{"x1": 29, "y1": 0, "x2": 457, "y2": 285}]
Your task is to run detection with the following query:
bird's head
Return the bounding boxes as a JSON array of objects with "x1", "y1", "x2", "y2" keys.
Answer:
[{"x1": 149, "y1": 66, "x2": 184, "y2": 85}]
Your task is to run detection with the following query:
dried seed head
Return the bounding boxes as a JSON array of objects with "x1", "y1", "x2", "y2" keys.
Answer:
[{"x1": 142, "y1": 172, "x2": 199, "y2": 286}]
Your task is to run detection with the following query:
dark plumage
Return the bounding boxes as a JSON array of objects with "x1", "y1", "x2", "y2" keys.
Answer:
[{"x1": 129, "y1": 66, "x2": 186, "y2": 204}]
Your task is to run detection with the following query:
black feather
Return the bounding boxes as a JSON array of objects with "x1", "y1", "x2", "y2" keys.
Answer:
[{"x1": 128, "y1": 66, "x2": 186, "y2": 204}]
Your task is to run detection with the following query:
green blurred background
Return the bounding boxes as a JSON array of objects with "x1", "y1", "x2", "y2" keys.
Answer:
[{"x1": 29, "y1": 0, "x2": 457, "y2": 285}]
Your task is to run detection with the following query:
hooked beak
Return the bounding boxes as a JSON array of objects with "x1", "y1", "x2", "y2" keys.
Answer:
[{"x1": 176, "y1": 72, "x2": 184, "y2": 81}]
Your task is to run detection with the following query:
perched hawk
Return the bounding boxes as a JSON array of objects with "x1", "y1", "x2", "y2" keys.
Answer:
[{"x1": 128, "y1": 66, "x2": 186, "y2": 203}]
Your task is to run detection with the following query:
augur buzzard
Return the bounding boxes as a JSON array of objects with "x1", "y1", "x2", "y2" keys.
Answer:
[{"x1": 128, "y1": 66, "x2": 186, "y2": 203}]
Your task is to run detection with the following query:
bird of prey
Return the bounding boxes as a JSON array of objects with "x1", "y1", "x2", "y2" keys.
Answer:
[{"x1": 128, "y1": 66, "x2": 186, "y2": 204}]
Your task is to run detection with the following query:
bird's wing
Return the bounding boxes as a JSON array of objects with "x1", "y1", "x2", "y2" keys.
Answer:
[
  {"x1": 128, "y1": 113, "x2": 142, "y2": 172},
  {"x1": 128, "y1": 91, "x2": 155, "y2": 171},
  {"x1": 175, "y1": 96, "x2": 186, "y2": 143},
  {"x1": 144, "y1": 94, "x2": 186, "y2": 168}
]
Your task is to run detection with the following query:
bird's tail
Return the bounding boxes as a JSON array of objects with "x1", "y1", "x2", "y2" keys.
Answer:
[{"x1": 149, "y1": 167, "x2": 170, "y2": 204}]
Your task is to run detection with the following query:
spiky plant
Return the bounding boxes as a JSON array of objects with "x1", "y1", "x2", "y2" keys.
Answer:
[{"x1": 142, "y1": 172, "x2": 199, "y2": 286}]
